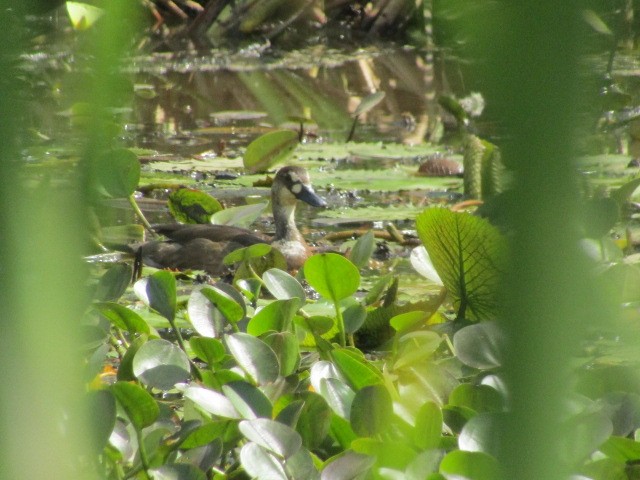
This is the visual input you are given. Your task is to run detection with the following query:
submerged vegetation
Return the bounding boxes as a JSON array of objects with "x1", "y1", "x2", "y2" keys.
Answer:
[{"x1": 5, "y1": 1, "x2": 640, "y2": 480}]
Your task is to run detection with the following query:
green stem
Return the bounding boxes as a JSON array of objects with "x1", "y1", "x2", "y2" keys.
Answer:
[
  {"x1": 335, "y1": 301, "x2": 346, "y2": 347},
  {"x1": 127, "y1": 194, "x2": 157, "y2": 237},
  {"x1": 168, "y1": 317, "x2": 202, "y2": 381}
]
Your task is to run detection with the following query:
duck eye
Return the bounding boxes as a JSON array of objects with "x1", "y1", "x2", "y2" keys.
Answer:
[{"x1": 290, "y1": 182, "x2": 303, "y2": 195}]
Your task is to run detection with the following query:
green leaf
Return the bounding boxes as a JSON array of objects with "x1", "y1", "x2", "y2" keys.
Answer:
[
  {"x1": 458, "y1": 413, "x2": 504, "y2": 456},
  {"x1": 353, "y1": 91, "x2": 386, "y2": 117},
  {"x1": 295, "y1": 392, "x2": 332, "y2": 450},
  {"x1": 211, "y1": 202, "x2": 268, "y2": 228},
  {"x1": 351, "y1": 438, "x2": 418, "y2": 470},
  {"x1": 263, "y1": 268, "x2": 306, "y2": 302},
  {"x1": 439, "y1": 450, "x2": 503, "y2": 480},
  {"x1": 348, "y1": 230, "x2": 375, "y2": 268},
  {"x1": 222, "y1": 381, "x2": 272, "y2": 419},
  {"x1": 189, "y1": 337, "x2": 226, "y2": 366},
  {"x1": 240, "y1": 442, "x2": 287, "y2": 479},
  {"x1": 168, "y1": 188, "x2": 223, "y2": 224},
  {"x1": 239, "y1": 418, "x2": 303, "y2": 459},
  {"x1": 319, "y1": 378, "x2": 355, "y2": 419},
  {"x1": 416, "y1": 208, "x2": 507, "y2": 320},
  {"x1": 66, "y1": 1, "x2": 104, "y2": 30},
  {"x1": 600, "y1": 436, "x2": 640, "y2": 462},
  {"x1": 181, "y1": 424, "x2": 227, "y2": 450},
  {"x1": 132, "y1": 339, "x2": 191, "y2": 390},
  {"x1": 304, "y1": 253, "x2": 360, "y2": 303},
  {"x1": 187, "y1": 288, "x2": 225, "y2": 338},
  {"x1": 453, "y1": 322, "x2": 504, "y2": 370},
  {"x1": 390, "y1": 310, "x2": 429, "y2": 333},
  {"x1": 87, "y1": 390, "x2": 116, "y2": 453},
  {"x1": 110, "y1": 381, "x2": 159, "y2": 430},
  {"x1": 223, "y1": 243, "x2": 272, "y2": 265},
  {"x1": 184, "y1": 386, "x2": 240, "y2": 419},
  {"x1": 95, "y1": 149, "x2": 140, "y2": 198},
  {"x1": 200, "y1": 284, "x2": 246, "y2": 324},
  {"x1": 449, "y1": 384, "x2": 504, "y2": 413},
  {"x1": 350, "y1": 384, "x2": 393, "y2": 437},
  {"x1": 134, "y1": 270, "x2": 177, "y2": 322},
  {"x1": 321, "y1": 452, "x2": 375, "y2": 480},
  {"x1": 414, "y1": 401, "x2": 443, "y2": 450},
  {"x1": 95, "y1": 302, "x2": 150, "y2": 335},
  {"x1": 147, "y1": 464, "x2": 206, "y2": 480},
  {"x1": 94, "y1": 264, "x2": 132, "y2": 301},
  {"x1": 226, "y1": 333, "x2": 280, "y2": 385},
  {"x1": 343, "y1": 304, "x2": 366, "y2": 334},
  {"x1": 243, "y1": 130, "x2": 299, "y2": 173},
  {"x1": 247, "y1": 298, "x2": 301, "y2": 336},
  {"x1": 263, "y1": 332, "x2": 300, "y2": 377},
  {"x1": 117, "y1": 335, "x2": 148, "y2": 382},
  {"x1": 331, "y1": 348, "x2": 383, "y2": 390}
]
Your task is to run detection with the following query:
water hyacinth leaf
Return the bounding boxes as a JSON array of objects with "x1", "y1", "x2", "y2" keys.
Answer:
[
  {"x1": 296, "y1": 315, "x2": 335, "y2": 336},
  {"x1": 263, "y1": 268, "x2": 306, "y2": 301},
  {"x1": 351, "y1": 438, "x2": 417, "y2": 471},
  {"x1": 390, "y1": 310, "x2": 429, "y2": 333},
  {"x1": 449, "y1": 384, "x2": 504, "y2": 414},
  {"x1": 276, "y1": 400, "x2": 305, "y2": 428},
  {"x1": 458, "y1": 413, "x2": 505, "y2": 456},
  {"x1": 416, "y1": 208, "x2": 507, "y2": 320},
  {"x1": 600, "y1": 436, "x2": 640, "y2": 462},
  {"x1": 406, "y1": 451, "x2": 446, "y2": 480},
  {"x1": 226, "y1": 333, "x2": 280, "y2": 385},
  {"x1": 181, "y1": 425, "x2": 226, "y2": 450},
  {"x1": 343, "y1": 304, "x2": 367, "y2": 334},
  {"x1": 563, "y1": 411, "x2": 613, "y2": 462},
  {"x1": 239, "y1": 418, "x2": 303, "y2": 459},
  {"x1": 168, "y1": 188, "x2": 223, "y2": 224},
  {"x1": 211, "y1": 202, "x2": 268, "y2": 228},
  {"x1": 222, "y1": 381, "x2": 273, "y2": 419},
  {"x1": 223, "y1": 242, "x2": 272, "y2": 265},
  {"x1": 321, "y1": 451, "x2": 375, "y2": 480},
  {"x1": 304, "y1": 253, "x2": 360, "y2": 303},
  {"x1": 117, "y1": 335, "x2": 148, "y2": 382},
  {"x1": 247, "y1": 298, "x2": 301, "y2": 336},
  {"x1": 187, "y1": 288, "x2": 225, "y2": 338},
  {"x1": 184, "y1": 386, "x2": 240, "y2": 419},
  {"x1": 319, "y1": 377, "x2": 355, "y2": 419},
  {"x1": 410, "y1": 246, "x2": 444, "y2": 286},
  {"x1": 134, "y1": 270, "x2": 177, "y2": 322},
  {"x1": 147, "y1": 464, "x2": 206, "y2": 480},
  {"x1": 439, "y1": 450, "x2": 503, "y2": 480},
  {"x1": 285, "y1": 447, "x2": 320, "y2": 479},
  {"x1": 353, "y1": 91, "x2": 386, "y2": 117},
  {"x1": 263, "y1": 331, "x2": 300, "y2": 377},
  {"x1": 66, "y1": 2, "x2": 104, "y2": 30},
  {"x1": 87, "y1": 390, "x2": 116, "y2": 453},
  {"x1": 348, "y1": 230, "x2": 375, "y2": 269},
  {"x1": 132, "y1": 339, "x2": 191, "y2": 390},
  {"x1": 296, "y1": 392, "x2": 332, "y2": 450},
  {"x1": 310, "y1": 360, "x2": 344, "y2": 392},
  {"x1": 95, "y1": 149, "x2": 140, "y2": 198},
  {"x1": 95, "y1": 302, "x2": 150, "y2": 335},
  {"x1": 201, "y1": 285, "x2": 246, "y2": 324},
  {"x1": 243, "y1": 129, "x2": 299, "y2": 173},
  {"x1": 110, "y1": 381, "x2": 159, "y2": 430},
  {"x1": 453, "y1": 322, "x2": 505, "y2": 370},
  {"x1": 350, "y1": 384, "x2": 393, "y2": 437},
  {"x1": 94, "y1": 263, "x2": 132, "y2": 301},
  {"x1": 330, "y1": 348, "x2": 383, "y2": 390},
  {"x1": 189, "y1": 337, "x2": 226, "y2": 366},
  {"x1": 240, "y1": 442, "x2": 287, "y2": 479},
  {"x1": 414, "y1": 401, "x2": 443, "y2": 450}
]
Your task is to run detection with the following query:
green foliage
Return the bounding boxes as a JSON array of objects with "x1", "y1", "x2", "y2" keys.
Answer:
[
  {"x1": 168, "y1": 188, "x2": 223, "y2": 224},
  {"x1": 243, "y1": 129, "x2": 299, "y2": 173}
]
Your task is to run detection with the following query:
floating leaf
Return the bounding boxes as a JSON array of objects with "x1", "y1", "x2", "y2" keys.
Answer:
[
  {"x1": 134, "y1": 270, "x2": 177, "y2": 322},
  {"x1": 95, "y1": 149, "x2": 140, "y2": 198},
  {"x1": 416, "y1": 208, "x2": 507, "y2": 320},
  {"x1": 243, "y1": 130, "x2": 299, "y2": 173},
  {"x1": 353, "y1": 91, "x2": 386, "y2": 117},
  {"x1": 66, "y1": 1, "x2": 104, "y2": 30},
  {"x1": 226, "y1": 333, "x2": 280, "y2": 385},
  {"x1": 168, "y1": 188, "x2": 223, "y2": 224},
  {"x1": 304, "y1": 253, "x2": 360, "y2": 303},
  {"x1": 239, "y1": 418, "x2": 302, "y2": 459},
  {"x1": 110, "y1": 381, "x2": 159, "y2": 430},
  {"x1": 350, "y1": 384, "x2": 393, "y2": 437},
  {"x1": 211, "y1": 202, "x2": 268, "y2": 228},
  {"x1": 132, "y1": 339, "x2": 191, "y2": 390}
]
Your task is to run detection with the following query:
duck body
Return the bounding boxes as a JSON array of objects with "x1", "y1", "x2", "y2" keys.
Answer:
[{"x1": 136, "y1": 166, "x2": 325, "y2": 274}]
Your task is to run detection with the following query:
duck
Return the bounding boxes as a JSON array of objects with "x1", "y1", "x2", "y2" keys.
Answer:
[{"x1": 134, "y1": 166, "x2": 326, "y2": 275}]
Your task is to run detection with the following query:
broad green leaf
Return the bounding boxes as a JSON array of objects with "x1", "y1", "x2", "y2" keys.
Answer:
[
  {"x1": 247, "y1": 298, "x2": 301, "y2": 336},
  {"x1": 351, "y1": 438, "x2": 417, "y2": 470},
  {"x1": 94, "y1": 264, "x2": 132, "y2": 301},
  {"x1": 187, "y1": 288, "x2": 225, "y2": 338},
  {"x1": 276, "y1": 400, "x2": 305, "y2": 428},
  {"x1": 222, "y1": 381, "x2": 272, "y2": 419},
  {"x1": 410, "y1": 247, "x2": 444, "y2": 286},
  {"x1": 406, "y1": 451, "x2": 445, "y2": 479},
  {"x1": 134, "y1": 270, "x2": 177, "y2": 322},
  {"x1": 181, "y1": 424, "x2": 227, "y2": 450},
  {"x1": 226, "y1": 333, "x2": 280, "y2": 385},
  {"x1": 132, "y1": 339, "x2": 191, "y2": 390},
  {"x1": 200, "y1": 284, "x2": 246, "y2": 324},
  {"x1": 414, "y1": 401, "x2": 443, "y2": 450},
  {"x1": 168, "y1": 188, "x2": 223, "y2": 224},
  {"x1": 458, "y1": 412, "x2": 505, "y2": 457},
  {"x1": 453, "y1": 322, "x2": 504, "y2": 370},
  {"x1": 439, "y1": 450, "x2": 503, "y2": 480},
  {"x1": 66, "y1": 1, "x2": 104, "y2": 30},
  {"x1": 184, "y1": 386, "x2": 240, "y2": 419},
  {"x1": 239, "y1": 418, "x2": 302, "y2": 459},
  {"x1": 223, "y1": 243, "x2": 272, "y2": 265},
  {"x1": 350, "y1": 384, "x2": 393, "y2": 437},
  {"x1": 562, "y1": 411, "x2": 613, "y2": 462},
  {"x1": 330, "y1": 414, "x2": 357, "y2": 449},
  {"x1": 95, "y1": 149, "x2": 140, "y2": 198},
  {"x1": 284, "y1": 447, "x2": 319, "y2": 479},
  {"x1": 263, "y1": 268, "x2": 306, "y2": 301},
  {"x1": 348, "y1": 230, "x2": 375, "y2": 268},
  {"x1": 189, "y1": 337, "x2": 226, "y2": 366},
  {"x1": 353, "y1": 91, "x2": 386, "y2": 117},
  {"x1": 148, "y1": 464, "x2": 206, "y2": 480},
  {"x1": 117, "y1": 335, "x2": 148, "y2": 382},
  {"x1": 95, "y1": 302, "x2": 150, "y2": 335},
  {"x1": 416, "y1": 208, "x2": 507, "y2": 320},
  {"x1": 243, "y1": 129, "x2": 299, "y2": 173},
  {"x1": 390, "y1": 310, "x2": 429, "y2": 333},
  {"x1": 263, "y1": 332, "x2": 300, "y2": 377},
  {"x1": 87, "y1": 390, "x2": 116, "y2": 453},
  {"x1": 331, "y1": 348, "x2": 383, "y2": 390},
  {"x1": 449, "y1": 384, "x2": 504, "y2": 413},
  {"x1": 110, "y1": 381, "x2": 159, "y2": 430},
  {"x1": 240, "y1": 442, "x2": 287, "y2": 479},
  {"x1": 321, "y1": 451, "x2": 375, "y2": 480},
  {"x1": 296, "y1": 392, "x2": 332, "y2": 450},
  {"x1": 319, "y1": 378, "x2": 355, "y2": 419},
  {"x1": 600, "y1": 436, "x2": 640, "y2": 462},
  {"x1": 211, "y1": 202, "x2": 268, "y2": 228},
  {"x1": 304, "y1": 253, "x2": 360, "y2": 303},
  {"x1": 343, "y1": 304, "x2": 366, "y2": 334}
]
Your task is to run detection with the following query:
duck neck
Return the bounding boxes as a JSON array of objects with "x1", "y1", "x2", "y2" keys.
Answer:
[{"x1": 272, "y1": 197, "x2": 303, "y2": 243}]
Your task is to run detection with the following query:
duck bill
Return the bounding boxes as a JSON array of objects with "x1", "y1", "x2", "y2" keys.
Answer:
[{"x1": 296, "y1": 185, "x2": 326, "y2": 208}]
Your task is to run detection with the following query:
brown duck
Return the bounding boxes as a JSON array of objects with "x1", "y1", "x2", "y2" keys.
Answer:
[{"x1": 136, "y1": 166, "x2": 326, "y2": 275}]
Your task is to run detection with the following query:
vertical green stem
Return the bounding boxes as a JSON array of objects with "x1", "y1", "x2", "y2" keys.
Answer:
[{"x1": 334, "y1": 302, "x2": 346, "y2": 347}]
